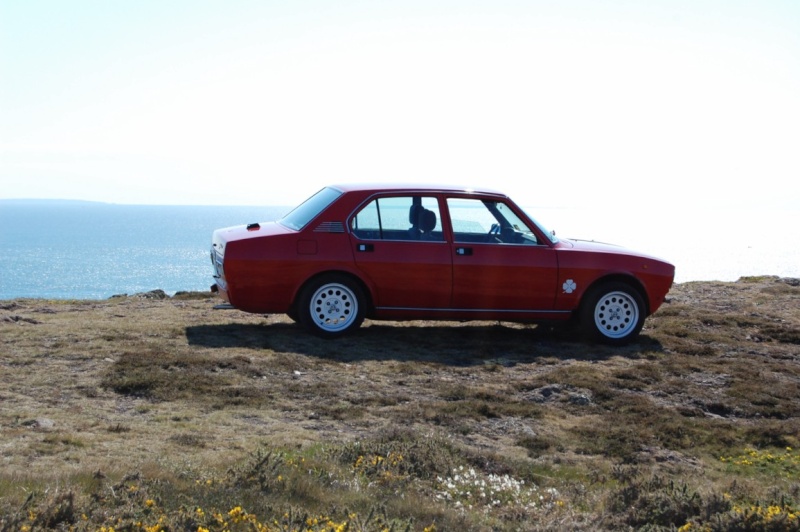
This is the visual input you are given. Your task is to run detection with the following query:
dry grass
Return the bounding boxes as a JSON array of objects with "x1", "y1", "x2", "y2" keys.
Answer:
[{"x1": 1, "y1": 277, "x2": 799, "y2": 530}]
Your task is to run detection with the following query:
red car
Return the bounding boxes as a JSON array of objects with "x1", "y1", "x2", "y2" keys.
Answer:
[{"x1": 210, "y1": 184, "x2": 674, "y2": 344}]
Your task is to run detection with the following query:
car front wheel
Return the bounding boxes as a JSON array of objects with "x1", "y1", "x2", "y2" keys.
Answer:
[
  {"x1": 298, "y1": 275, "x2": 365, "y2": 338},
  {"x1": 580, "y1": 282, "x2": 645, "y2": 344}
]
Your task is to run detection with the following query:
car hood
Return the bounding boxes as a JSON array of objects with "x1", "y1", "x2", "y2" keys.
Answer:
[{"x1": 561, "y1": 238, "x2": 670, "y2": 263}]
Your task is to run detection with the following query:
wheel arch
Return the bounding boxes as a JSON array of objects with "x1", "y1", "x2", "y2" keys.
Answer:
[
  {"x1": 579, "y1": 274, "x2": 650, "y2": 316},
  {"x1": 291, "y1": 270, "x2": 375, "y2": 318}
]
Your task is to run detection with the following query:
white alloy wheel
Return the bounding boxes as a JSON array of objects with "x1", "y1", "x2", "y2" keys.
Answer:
[
  {"x1": 593, "y1": 290, "x2": 640, "y2": 340},
  {"x1": 580, "y1": 282, "x2": 646, "y2": 344},
  {"x1": 304, "y1": 280, "x2": 363, "y2": 336}
]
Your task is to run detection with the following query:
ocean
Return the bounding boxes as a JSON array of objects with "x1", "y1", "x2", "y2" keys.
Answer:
[
  {"x1": 1, "y1": 201, "x2": 798, "y2": 300},
  {"x1": 0, "y1": 202, "x2": 289, "y2": 300}
]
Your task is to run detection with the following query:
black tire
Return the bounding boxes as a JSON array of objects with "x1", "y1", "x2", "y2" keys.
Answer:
[
  {"x1": 580, "y1": 281, "x2": 645, "y2": 345},
  {"x1": 297, "y1": 274, "x2": 365, "y2": 338}
]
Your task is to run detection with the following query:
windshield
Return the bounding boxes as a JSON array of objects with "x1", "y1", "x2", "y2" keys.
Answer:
[
  {"x1": 279, "y1": 187, "x2": 342, "y2": 231},
  {"x1": 522, "y1": 208, "x2": 559, "y2": 244}
]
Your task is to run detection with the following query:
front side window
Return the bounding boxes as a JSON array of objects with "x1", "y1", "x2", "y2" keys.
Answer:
[
  {"x1": 351, "y1": 196, "x2": 443, "y2": 241},
  {"x1": 447, "y1": 198, "x2": 539, "y2": 245}
]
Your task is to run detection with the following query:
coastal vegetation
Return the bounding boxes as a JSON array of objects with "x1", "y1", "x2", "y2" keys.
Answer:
[{"x1": 1, "y1": 276, "x2": 799, "y2": 530}]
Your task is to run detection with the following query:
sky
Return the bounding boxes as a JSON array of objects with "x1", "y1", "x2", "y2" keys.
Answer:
[{"x1": 1, "y1": 0, "x2": 799, "y2": 208}]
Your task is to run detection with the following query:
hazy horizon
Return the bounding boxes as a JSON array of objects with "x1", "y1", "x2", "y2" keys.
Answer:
[{"x1": 2, "y1": 202, "x2": 798, "y2": 299}]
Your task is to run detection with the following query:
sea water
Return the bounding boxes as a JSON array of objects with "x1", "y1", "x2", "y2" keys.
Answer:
[
  {"x1": 1, "y1": 201, "x2": 797, "y2": 300},
  {"x1": 0, "y1": 202, "x2": 289, "y2": 300}
]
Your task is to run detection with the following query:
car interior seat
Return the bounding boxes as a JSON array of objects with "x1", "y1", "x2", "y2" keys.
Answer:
[
  {"x1": 408, "y1": 204, "x2": 424, "y2": 239},
  {"x1": 420, "y1": 209, "x2": 437, "y2": 240}
]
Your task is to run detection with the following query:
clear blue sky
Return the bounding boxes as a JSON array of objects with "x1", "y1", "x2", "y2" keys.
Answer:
[{"x1": 1, "y1": 0, "x2": 798, "y2": 207}]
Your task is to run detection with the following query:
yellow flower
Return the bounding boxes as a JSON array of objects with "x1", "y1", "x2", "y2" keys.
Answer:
[
  {"x1": 145, "y1": 499, "x2": 155, "y2": 507},
  {"x1": 229, "y1": 506, "x2": 247, "y2": 523}
]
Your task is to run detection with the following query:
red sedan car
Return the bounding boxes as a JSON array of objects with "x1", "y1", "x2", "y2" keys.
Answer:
[{"x1": 210, "y1": 184, "x2": 674, "y2": 344}]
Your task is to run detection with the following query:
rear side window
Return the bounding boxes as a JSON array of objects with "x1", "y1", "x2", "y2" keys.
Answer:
[
  {"x1": 351, "y1": 196, "x2": 443, "y2": 241},
  {"x1": 279, "y1": 187, "x2": 342, "y2": 230}
]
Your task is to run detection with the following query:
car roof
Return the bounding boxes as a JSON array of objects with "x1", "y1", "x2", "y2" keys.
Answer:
[{"x1": 327, "y1": 182, "x2": 509, "y2": 197}]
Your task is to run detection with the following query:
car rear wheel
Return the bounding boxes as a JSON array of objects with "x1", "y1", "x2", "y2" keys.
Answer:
[
  {"x1": 580, "y1": 282, "x2": 645, "y2": 344},
  {"x1": 298, "y1": 275, "x2": 365, "y2": 338}
]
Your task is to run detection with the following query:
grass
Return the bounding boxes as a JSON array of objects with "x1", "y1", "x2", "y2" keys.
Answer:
[{"x1": 1, "y1": 276, "x2": 800, "y2": 530}]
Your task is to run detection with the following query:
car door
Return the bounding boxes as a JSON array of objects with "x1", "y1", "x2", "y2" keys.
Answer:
[
  {"x1": 349, "y1": 195, "x2": 452, "y2": 310},
  {"x1": 446, "y1": 197, "x2": 559, "y2": 312}
]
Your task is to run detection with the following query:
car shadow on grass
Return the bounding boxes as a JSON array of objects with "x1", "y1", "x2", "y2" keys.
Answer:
[{"x1": 185, "y1": 319, "x2": 664, "y2": 365}]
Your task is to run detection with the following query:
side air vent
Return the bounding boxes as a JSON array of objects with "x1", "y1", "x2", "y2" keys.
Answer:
[{"x1": 313, "y1": 221, "x2": 345, "y2": 233}]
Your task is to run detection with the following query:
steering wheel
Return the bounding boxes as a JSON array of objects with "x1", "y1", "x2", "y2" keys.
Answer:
[{"x1": 486, "y1": 223, "x2": 501, "y2": 242}]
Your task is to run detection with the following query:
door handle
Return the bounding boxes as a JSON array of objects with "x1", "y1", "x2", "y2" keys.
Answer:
[
  {"x1": 455, "y1": 247, "x2": 473, "y2": 256},
  {"x1": 357, "y1": 243, "x2": 374, "y2": 252}
]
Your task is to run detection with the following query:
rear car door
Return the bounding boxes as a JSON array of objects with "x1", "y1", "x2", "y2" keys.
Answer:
[{"x1": 349, "y1": 195, "x2": 452, "y2": 310}]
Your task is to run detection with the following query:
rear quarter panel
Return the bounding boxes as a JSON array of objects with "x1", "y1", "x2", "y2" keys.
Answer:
[{"x1": 224, "y1": 231, "x2": 357, "y2": 314}]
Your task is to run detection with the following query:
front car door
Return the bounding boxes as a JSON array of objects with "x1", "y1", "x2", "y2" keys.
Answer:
[{"x1": 445, "y1": 197, "x2": 559, "y2": 317}]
